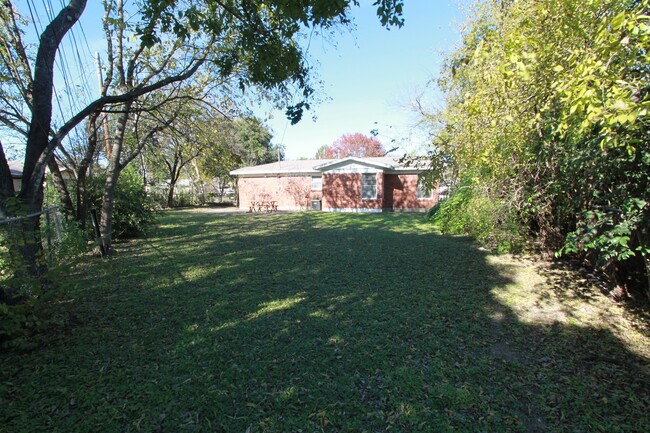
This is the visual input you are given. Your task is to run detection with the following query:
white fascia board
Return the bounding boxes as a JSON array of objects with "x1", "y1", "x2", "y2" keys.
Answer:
[
  {"x1": 313, "y1": 157, "x2": 395, "y2": 172},
  {"x1": 322, "y1": 163, "x2": 385, "y2": 174},
  {"x1": 385, "y1": 168, "x2": 426, "y2": 175},
  {"x1": 230, "y1": 167, "x2": 426, "y2": 176}
]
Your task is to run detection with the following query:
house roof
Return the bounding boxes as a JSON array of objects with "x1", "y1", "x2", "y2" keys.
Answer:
[
  {"x1": 230, "y1": 159, "x2": 336, "y2": 176},
  {"x1": 230, "y1": 156, "x2": 429, "y2": 176},
  {"x1": 8, "y1": 160, "x2": 23, "y2": 178}
]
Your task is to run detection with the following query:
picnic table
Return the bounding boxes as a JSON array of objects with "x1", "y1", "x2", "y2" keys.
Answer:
[{"x1": 249, "y1": 200, "x2": 278, "y2": 213}]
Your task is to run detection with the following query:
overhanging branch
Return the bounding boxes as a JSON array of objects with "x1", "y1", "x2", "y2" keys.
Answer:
[{"x1": 35, "y1": 58, "x2": 206, "y2": 176}]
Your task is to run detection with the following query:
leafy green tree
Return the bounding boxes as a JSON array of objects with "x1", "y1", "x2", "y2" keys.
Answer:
[
  {"x1": 144, "y1": 104, "x2": 237, "y2": 208},
  {"x1": 199, "y1": 116, "x2": 282, "y2": 179},
  {"x1": 425, "y1": 0, "x2": 649, "y2": 298},
  {"x1": 234, "y1": 117, "x2": 283, "y2": 166},
  {"x1": 86, "y1": 165, "x2": 156, "y2": 239},
  {"x1": 196, "y1": 118, "x2": 242, "y2": 200},
  {"x1": 315, "y1": 144, "x2": 328, "y2": 159}
]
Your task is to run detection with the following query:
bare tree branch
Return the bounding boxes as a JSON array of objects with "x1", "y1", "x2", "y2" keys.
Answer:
[
  {"x1": 0, "y1": 113, "x2": 28, "y2": 137},
  {"x1": 35, "y1": 58, "x2": 206, "y2": 181},
  {"x1": 101, "y1": 0, "x2": 115, "y2": 95},
  {"x1": 0, "y1": 0, "x2": 34, "y2": 107}
]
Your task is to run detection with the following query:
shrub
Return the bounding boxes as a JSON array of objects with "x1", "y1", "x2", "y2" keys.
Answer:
[
  {"x1": 429, "y1": 179, "x2": 524, "y2": 252},
  {"x1": 1, "y1": 212, "x2": 87, "y2": 349},
  {"x1": 173, "y1": 190, "x2": 199, "y2": 207},
  {"x1": 87, "y1": 167, "x2": 157, "y2": 239}
]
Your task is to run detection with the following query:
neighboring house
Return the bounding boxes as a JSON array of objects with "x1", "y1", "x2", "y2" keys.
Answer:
[
  {"x1": 7, "y1": 160, "x2": 74, "y2": 193},
  {"x1": 230, "y1": 156, "x2": 439, "y2": 212},
  {"x1": 8, "y1": 160, "x2": 23, "y2": 192}
]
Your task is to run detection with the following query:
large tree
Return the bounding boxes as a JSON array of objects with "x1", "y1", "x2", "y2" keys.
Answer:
[
  {"x1": 0, "y1": 0, "x2": 405, "y2": 290},
  {"x1": 145, "y1": 104, "x2": 235, "y2": 208},
  {"x1": 198, "y1": 115, "x2": 281, "y2": 184},
  {"x1": 321, "y1": 132, "x2": 386, "y2": 158},
  {"x1": 425, "y1": 0, "x2": 649, "y2": 299}
]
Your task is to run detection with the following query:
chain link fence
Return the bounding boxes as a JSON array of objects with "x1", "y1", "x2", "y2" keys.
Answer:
[{"x1": 0, "y1": 206, "x2": 65, "y2": 271}]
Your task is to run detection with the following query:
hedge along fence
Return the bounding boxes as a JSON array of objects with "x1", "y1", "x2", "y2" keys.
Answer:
[
  {"x1": 0, "y1": 206, "x2": 64, "y2": 270},
  {"x1": 0, "y1": 206, "x2": 87, "y2": 348}
]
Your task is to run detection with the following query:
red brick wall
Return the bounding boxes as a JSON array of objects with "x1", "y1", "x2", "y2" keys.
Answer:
[
  {"x1": 237, "y1": 176, "x2": 315, "y2": 210},
  {"x1": 236, "y1": 173, "x2": 435, "y2": 211},
  {"x1": 322, "y1": 173, "x2": 384, "y2": 211},
  {"x1": 384, "y1": 174, "x2": 437, "y2": 210}
]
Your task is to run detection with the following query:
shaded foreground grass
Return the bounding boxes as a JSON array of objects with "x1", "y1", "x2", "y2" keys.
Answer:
[{"x1": 2, "y1": 210, "x2": 649, "y2": 432}]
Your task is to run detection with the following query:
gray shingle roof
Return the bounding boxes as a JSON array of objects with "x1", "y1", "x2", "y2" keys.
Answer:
[{"x1": 230, "y1": 156, "x2": 427, "y2": 176}]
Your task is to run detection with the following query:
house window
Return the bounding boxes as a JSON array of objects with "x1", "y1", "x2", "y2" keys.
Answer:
[
  {"x1": 417, "y1": 176, "x2": 434, "y2": 199},
  {"x1": 311, "y1": 176, "x2": 322, "y2": 190},
  {"x1": 361, "y1": 173, "x2": 377, "y2": 199}
]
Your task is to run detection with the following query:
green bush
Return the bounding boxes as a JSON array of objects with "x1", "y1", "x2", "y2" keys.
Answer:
[
  {"x1": 87, "y1": 167, "x2": 157, "y2": 239},
  {"x1": 1, "y1": 213, "x2": 87, "y2": 349},
  {"x1": 173, "y1": 190, "x2": 199, "y2": 207},
  {"x1": 429, "y1": 179, "x2": 524, "y2": 252}
]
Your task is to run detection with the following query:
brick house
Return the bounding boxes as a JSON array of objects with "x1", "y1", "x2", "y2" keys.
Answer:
[{"x1": 230, "y1": 156, "x2": 438, "y2": 212}]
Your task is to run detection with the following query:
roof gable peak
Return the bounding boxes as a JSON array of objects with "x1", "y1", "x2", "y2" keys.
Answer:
[{"x1": 313, "y1": 157, "x2": 395, "y2": 171}]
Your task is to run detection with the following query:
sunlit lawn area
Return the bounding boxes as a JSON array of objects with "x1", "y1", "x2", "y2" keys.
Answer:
[{"x1": 2, "y1": 209, "x2": 649, "y2": 432}]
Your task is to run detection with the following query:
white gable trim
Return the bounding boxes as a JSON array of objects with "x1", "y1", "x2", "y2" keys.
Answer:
[
  {"x1": 313, "y1": 157, "x2": 394, "y2": 172},
  {"x1": 322, "y1": 163, "x2": 384, "y2": 174}
]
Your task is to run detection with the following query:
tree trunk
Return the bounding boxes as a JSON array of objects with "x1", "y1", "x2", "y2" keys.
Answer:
[
  {"x1": 0, "y1": 1, "x2": 87, "y2": 298},
  {"x1": 0, "y1": 142, "x2": 16, "y2": 218},
  {"x1": 99, "y1": 164, "x2": 120, "y2": 253},
  {"x1": 167, "y1": 183, "x2": 176, "y2": 208},
  {"x1": 645, "y1": 255, "x2": 650, "y2": 303},
  {"x1": 75, "y1": 112, "x2": 101, "y2": 229},
  {"x1": 191, "y1": 159, "x2": 205, "y2": 205},
  {"x1": 165, "y1": 153, "x2": 180, "y2": 208},
  {"x1": 98, "y1": 168, "x2": 117, "y2": 252},
  {"x1": 47, "y1": 159, "x2": 75, "y2": 218},
  {"x1": 99, "y1": 104, "x2": 130, "y2": 253},
  {"x1": 76, "y1": 168, "x2": 89, "y2": 229}
]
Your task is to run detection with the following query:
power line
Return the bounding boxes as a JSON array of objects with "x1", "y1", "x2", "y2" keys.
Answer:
[{"x1": 19, "y1": 0, "x2": 98, "y2": 158}]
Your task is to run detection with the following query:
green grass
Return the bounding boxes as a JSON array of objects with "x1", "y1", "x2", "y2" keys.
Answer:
[{"x1": 2, "y1": 210, "x2": 649, "y2": 432}]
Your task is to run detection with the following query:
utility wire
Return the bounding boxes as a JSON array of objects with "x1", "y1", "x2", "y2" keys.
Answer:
[{"x1": 22, "y1": 0, "x2": 97, "y2": 160}]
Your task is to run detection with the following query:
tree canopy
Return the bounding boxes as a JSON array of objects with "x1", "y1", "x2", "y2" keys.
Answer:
[
  {"x1": 425, "y1": 0, "x2": 649, "y2": 298},
  {"x1": 198, "y1": 115, "x2": 281, "y2": 181},
  {"x1": 319, "y1": 132, "x2": 386, "y2": 158}
]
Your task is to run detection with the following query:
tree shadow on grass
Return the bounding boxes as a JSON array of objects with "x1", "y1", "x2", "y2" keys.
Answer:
[{"x1": 1, "y1": 211, "x2": 649, "y2": 432}]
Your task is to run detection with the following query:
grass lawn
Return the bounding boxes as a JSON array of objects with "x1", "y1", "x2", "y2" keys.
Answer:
[{"x1": 2, "y1": 209, "x2": 649, "y2": 432}]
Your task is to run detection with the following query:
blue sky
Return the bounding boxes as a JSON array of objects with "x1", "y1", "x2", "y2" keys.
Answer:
[{"x1": 262, "y1": 1, "x2": 466, "y2": 159}]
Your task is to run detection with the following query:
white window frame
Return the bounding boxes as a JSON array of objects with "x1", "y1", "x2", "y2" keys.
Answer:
[
  {"x1": 361, "y1": 173, "x2": 377, "y2": 200},
  {"x1": 311, "y1": 176, "x2": 322, "y2": 190}
]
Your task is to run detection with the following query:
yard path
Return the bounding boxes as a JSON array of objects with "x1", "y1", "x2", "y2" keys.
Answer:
[{"x1": 2, "y1": 210, "x2": 649, "y2": 432}]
